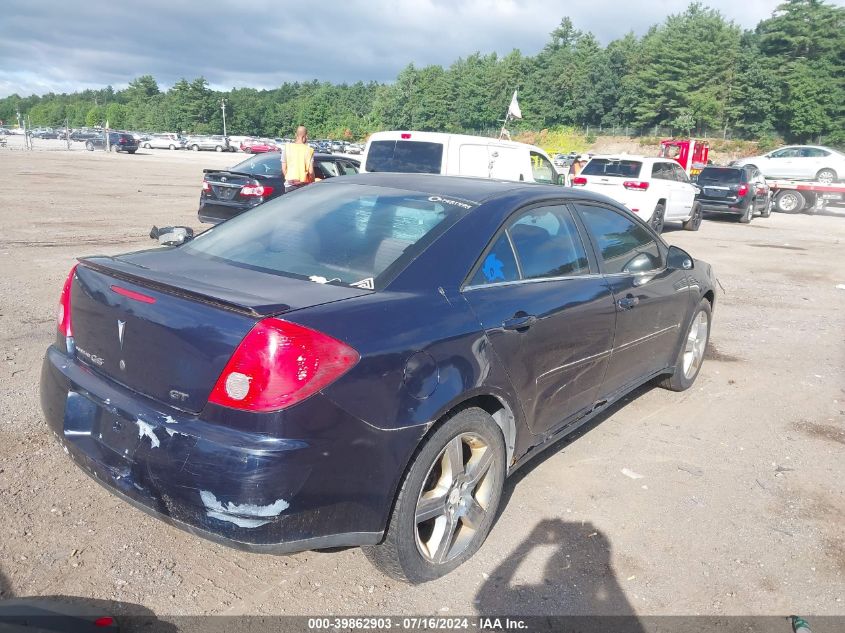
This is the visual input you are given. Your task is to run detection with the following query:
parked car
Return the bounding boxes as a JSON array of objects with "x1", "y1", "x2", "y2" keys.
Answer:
[
  {"x1": 572, "y1": 155, "x2": 702, "y2": 233},
  {"x1": 186, "y1": 135, "x2": 230, "y2": 152},
  {"x1": 32, "y1": 128, "x2": 59, "y2": 139},
  {"x1": 198, "y1": 152, "x2": 359, "y2": 223},
  {"x1": 141, "y1": 133, "x2": 187, "y2": 150},
  {"x1": 84, "y1": 132, "x2": 139, "y2": 153},
  {"x1": 43, "y1": 173, "x2": 715, "y2": 583},
  {"x1": 362, "y1": 131, "x2": 562, "y2": 186},
  {"x1": 345, "y1": 143, "x2": 363, "y2": 155},
  {"x1": 733, "y1": 145, "x2": 845, "y2": 184},
  {"x1": 696, "y1": 166, "x2": 771, "y2": 223},
  {"x1": 240, "y1": 138, "x2": 279, "y2": 154},
  {"x1": 70, "y1": 129, "x2": 100, "y2": 142}
]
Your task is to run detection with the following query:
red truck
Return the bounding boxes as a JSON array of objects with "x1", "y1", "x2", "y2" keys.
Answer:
[{"x1": 660, "y1": 139, "x2": 710, "y2": 178}]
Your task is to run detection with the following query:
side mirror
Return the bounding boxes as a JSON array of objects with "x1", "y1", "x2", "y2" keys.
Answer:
[
  {"x1": 667, "y1": 245, "x2": 694, "y2": 270},
  {"x1": 150, "y1": 225, "x2": 194, "y2": 246}
]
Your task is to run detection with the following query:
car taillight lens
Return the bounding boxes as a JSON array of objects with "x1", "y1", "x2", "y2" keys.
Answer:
[
  {"x1": 208, "y1": 318, "x2": 359, "y2": 412},
  {"x1": 202, "y1": 180, "x2": 211, "y2": 192},
  {"x1": 572, "y1": 176, "x2": 587, "y2": 186},
  {"x1": 400, "y1": 133, "x2": 412, "y2": 139},
  {"x1": 737, "y1": 184, "x2": 749, "y2": 196},
  {"x1": 623, "y1": 181, "x2": 650, "y2": 191},
  {"x1": 57, "y1": 264, "x2": 78, "y2": 338},
  {"x1": 241, "y1": 184, "x2": 274, "y2": 197}
]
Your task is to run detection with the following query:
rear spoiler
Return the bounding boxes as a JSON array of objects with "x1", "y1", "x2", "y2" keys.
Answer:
[
  {"x1": 77, "y1": 258, "x2": 285, "y2": 318},
  {"x1": 201, "y1": 169, "x2": 274, "y2": 179}
]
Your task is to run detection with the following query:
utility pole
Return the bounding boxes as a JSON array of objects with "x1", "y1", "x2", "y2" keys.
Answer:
[{"x1": 221, "y1": 98, "x2": 227, "y2": 138}]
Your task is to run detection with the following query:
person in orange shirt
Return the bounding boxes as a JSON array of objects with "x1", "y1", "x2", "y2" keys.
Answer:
[{"x1": 282, "y1": 125, "x2": 315, "y2": 190}]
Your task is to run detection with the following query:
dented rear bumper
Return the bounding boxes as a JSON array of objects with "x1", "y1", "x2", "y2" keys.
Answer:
[{"x1": 40, "y1": 345, "x2": 423, "y2": 553}]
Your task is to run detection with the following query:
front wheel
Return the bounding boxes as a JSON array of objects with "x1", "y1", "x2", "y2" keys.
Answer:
[
  {"x1": 774, "y1": 190, "x2": 805, "y2": 214},
  {"x1": 85, "y1": 141, "x2": 94, "y2": 151},
  {"x1": 169, "y1": 144, "x2": 176, "y2": 150},
  {"x1": 682, "y1": 202, "x2": 702, "y2": 231},
  {"x1": 650, "y1": 202, "x2": 666, "y2": 234},
  {"x1": 661, "y1": 298, "x2": 711, "y2": 392},
  {"x1": 191, "y1": 144, "x2": 199, "y2": 151},
  {"x1": 143, "y1": 142, "x2": 151, "y2": 149},
  {"x1": 364, "y1": 407, "x2": 505, "y2": 583},
  {"x1": 215, "y1": 145, "x2": 223, "y2": 152}
]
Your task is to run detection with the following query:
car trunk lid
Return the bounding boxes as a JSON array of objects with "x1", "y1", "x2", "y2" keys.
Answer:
[{"x1": 69, "y1": 250, "x2": 369, "y2": 413}]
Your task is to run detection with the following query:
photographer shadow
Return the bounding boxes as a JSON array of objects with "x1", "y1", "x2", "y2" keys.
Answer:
[{"x1": 476, "y1": 519, "x2": 645, "y2": 631}]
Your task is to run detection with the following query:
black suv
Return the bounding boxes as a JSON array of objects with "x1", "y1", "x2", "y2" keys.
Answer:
[
  {"x1": 84, "y1": 132, "x2": 139, "y2": 154},
  {"x1": 696, "y1": 166, "x2": 771, "y2": 223}
]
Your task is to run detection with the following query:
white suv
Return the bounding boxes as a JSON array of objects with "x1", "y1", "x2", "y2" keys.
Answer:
[{"x1": 572, "y1": 156, "x2": 701, "y2": 233}]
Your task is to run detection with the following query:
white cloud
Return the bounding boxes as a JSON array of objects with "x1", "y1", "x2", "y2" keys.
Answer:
[{"x1": 0, "y1": 0, "x2": 783, "y2": 97}]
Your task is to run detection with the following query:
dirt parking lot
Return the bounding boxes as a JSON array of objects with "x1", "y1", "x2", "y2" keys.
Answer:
[{"x1": 0, "y1": 142, "x2": 843, "y2": 621}]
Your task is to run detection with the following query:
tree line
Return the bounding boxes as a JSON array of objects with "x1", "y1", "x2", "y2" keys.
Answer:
[{"x1": 1, "y1": 0, "x2": 842, "y2": 144}]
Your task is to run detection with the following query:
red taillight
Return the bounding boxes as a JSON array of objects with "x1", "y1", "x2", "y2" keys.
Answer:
[
  {"x1": 623, "y1": 180, "x2": 650, "y2": 191},
  {"x1": 208, "y1": 318, "x2": 359, "y2": 412},
  {"x1": 57, "y1": 264, "x2": 78, "y2": 337},
  {"x1": 240, "y1": 184, "x2": 274, "y2": 197},
  {"x1": 571, "y1": 176, "x2": 587, "y2": 186},
  {"x1": 202, "y1": 180, "x2": 211, "y2": 192},
  {"x1": 111, "y1": 285, "x2": 156, "y2": 304},
  {"x1": 94, "y1": 617, "x2": 114, "y2": 627},
  {"x1": 400, "y1": 133, "x2": 411, "y2": 139},
  {"x1": 119, "y1": 138, "x2": 126, "y2": 144},
  {"x1": 737, "y1": 184, "x2": 749, "y2": 197}
]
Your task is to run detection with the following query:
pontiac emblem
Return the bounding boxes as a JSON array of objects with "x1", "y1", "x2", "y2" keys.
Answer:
[{"x1": 117, "y1": 320, "x2": 126, "y2": 350}]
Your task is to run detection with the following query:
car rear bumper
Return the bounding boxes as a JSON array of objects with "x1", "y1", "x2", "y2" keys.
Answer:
[
  {"x1": 197, "y1": 199, "x2": 262, "y2": 223},
  {"x1": 40, "y1": 345, "x2": 422, "y2": 553},
  {"x1": 698, "y1": 198, "x2": 751, "y2": 214}
]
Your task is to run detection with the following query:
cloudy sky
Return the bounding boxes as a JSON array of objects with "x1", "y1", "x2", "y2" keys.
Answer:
[{"x1": 1, "y1": 0, "x2": 788, "y2": 98}]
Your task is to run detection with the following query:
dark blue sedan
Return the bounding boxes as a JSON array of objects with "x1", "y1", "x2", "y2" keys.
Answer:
[{"x1": 41, "y1": 174, "x2": 716, "y2": 583}]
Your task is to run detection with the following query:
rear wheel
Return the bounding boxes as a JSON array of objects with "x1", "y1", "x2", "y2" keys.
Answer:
[
  {"x1": 143, "y1": 142, "x2": 151, "y2": 149},
  {"x1": 191, "y1": 144, "x2": 199, "y2": 151},
  {"x1": 169, "y1": 144, "x2": 176, "y2": 150},
  {"x1": 128, "y1": 150, "x2": 136, "y2": 154},
  {"x1": 364, "y1": 407, "x2": 505, "y2": 583},
  {"x1": 650, "y1": 203, "x2": 666, "y2": 234},
  {"x1": 682, "y1": 202, "x2": 702, "y2": 231},
  {"x1": 760, "y1": 194, "x2": 772, "y2": 218},
  {"x1": 85, "y1": 141, "x2": 94, "y2": 151},
  {"x1": 774, "y1": 190, "x2": 805, "y2": 214},
  {"x1": 739, "y1": 200, "x2": 753, "y2": 223},
  {"x1": 816, "y1": 168, "x2": 836, "y2": 184},
  {"x1": 215, "y1": 145, "x2": 223, "y2": 152},
  {"x1": 661, "y1": 298, "x2": 711, "y2": 392}
]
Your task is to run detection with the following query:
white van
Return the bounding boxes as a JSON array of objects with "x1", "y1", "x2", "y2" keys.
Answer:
[{"x1": 361, "y1": 131, "x2": 562, "y2": 185}]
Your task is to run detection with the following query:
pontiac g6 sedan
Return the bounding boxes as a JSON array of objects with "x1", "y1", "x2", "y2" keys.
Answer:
[{"x1": 41, "y1": 174, "x2": 716, "y2": 583}]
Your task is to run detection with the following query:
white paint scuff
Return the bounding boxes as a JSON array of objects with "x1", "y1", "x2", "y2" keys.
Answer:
[
  {"x1": 621, "y1": 467, "x2": 644, "y2": 480},
  {"x1": 199, "y1": 490, "x2": 289, "y2": 528},
  {"x1": 135, "y1": 419, "x2": 160, "y2": 448},
  {"x1": 161, "y1": 415, "x2": 178, "y2": 424}
]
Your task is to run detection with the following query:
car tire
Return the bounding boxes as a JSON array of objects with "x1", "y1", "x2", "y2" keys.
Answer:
[
  {"x1": 682, "y1": 202, "x2": 702, "y2": 231},
  {"x1": 816, "y1": 168, "x2": 836, "y2": 184},
  {"x1": 143, "y1": 143, "x2": 151, "y2": 149},
  {"x1": 191, "y1": 144, "x2": 199, "y2": 151},
  {"x1": 363, "y1": 407, "x2": 506, "y2": 584},
  {"x1": 760, "y1": 194, "x2": 772, "y2": 218},
  {"x1": 85, "y1": 141, "x2": 94, "y2": 151},
  {"x1": 739, "y1": 200, "x2": 753, "y2": 223},
  {"x1": 661, "y1": 297, "x2": 711, "y2": 392},
  {"x1": 650, "y1": 203, "x2": 666, "y2": 234},
  {"x1": 128, "y1": 150, "x2": 136, "y2": 154},
  {"x1": 774, "y1": 190, "x2": 805, "y2": 214},
  {"x1": 215, "y1": 146, "x2": 223, "y2": 152}
]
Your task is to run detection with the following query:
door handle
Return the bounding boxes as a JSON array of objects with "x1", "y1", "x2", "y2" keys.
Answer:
[
  {"x1": 617, "y1": 295, "x2": 639, "y2": 310},
  {"x1": 502, "y1": 314, "x2": 537, "y2": 331}
]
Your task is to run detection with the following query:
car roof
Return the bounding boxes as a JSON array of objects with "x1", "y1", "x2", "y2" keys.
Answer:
[
  {"x1": 586, "y1": 154, "x2": 664, "y2": 163},
  {"x1": 328, "y1": 172, "x2": 619, "y2": 206}
]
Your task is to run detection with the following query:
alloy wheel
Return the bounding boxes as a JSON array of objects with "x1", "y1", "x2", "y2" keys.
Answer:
[
  {"x1": 414, "y1": 433, "x2": 495, "y2": 564},
  {"x1": 682, "y1": 311, "x2": 709, "y2": 379}
]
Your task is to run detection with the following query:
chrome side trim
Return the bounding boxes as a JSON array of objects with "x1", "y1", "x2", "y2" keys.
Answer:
[
  {"x1": 536, "y1": 349, "x2": 613, "y2": 382},
  {"x1": 614, "y1": 324, "x2": 679, "y2": 352}
]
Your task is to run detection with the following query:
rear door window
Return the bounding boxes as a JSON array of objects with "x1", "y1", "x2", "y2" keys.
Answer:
[
  {"x1": 365, "y1": 140, "x2": 444, "y2": 174},
  {"x1": 581, "y1": 159, "x2": 642, "y2": 178},
  {"x1": 509, "y1": 206, "x2": 589, "y2": 278}
]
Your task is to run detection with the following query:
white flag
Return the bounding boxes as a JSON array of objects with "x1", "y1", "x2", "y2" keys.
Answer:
[{"x1": 507, "y1": 91, "x2": 522, "y2": 119}]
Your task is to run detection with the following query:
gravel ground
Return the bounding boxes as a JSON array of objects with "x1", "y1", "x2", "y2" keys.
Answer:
[{"x1": 0, "y1": 140, "x2": 843, "y2": 621}]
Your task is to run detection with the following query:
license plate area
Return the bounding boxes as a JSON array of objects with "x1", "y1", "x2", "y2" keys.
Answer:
[
  {"x1": 64, "y1": 391, "x2": 140, "y2": 461},
  {"x1": 704, "y1": 187, "x2": 727, "y2": 197}
]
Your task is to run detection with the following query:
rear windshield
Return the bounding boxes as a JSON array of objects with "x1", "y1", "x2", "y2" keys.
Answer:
[
  {"x1": 366, "y1": 140, "x2": 444, "y2": 174},
  {"x1": 184, "y1": 183, "x2": 468, "y2": 290},
  {"x1": 231, "y1": 153, "x2": 281, "y2": 176},
  {"x1": 581, "y1": 159, "x2": 642, "y2": 178},
  {"x1": 697, "y1": 168, "x2": 743, "y2": 184}
]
